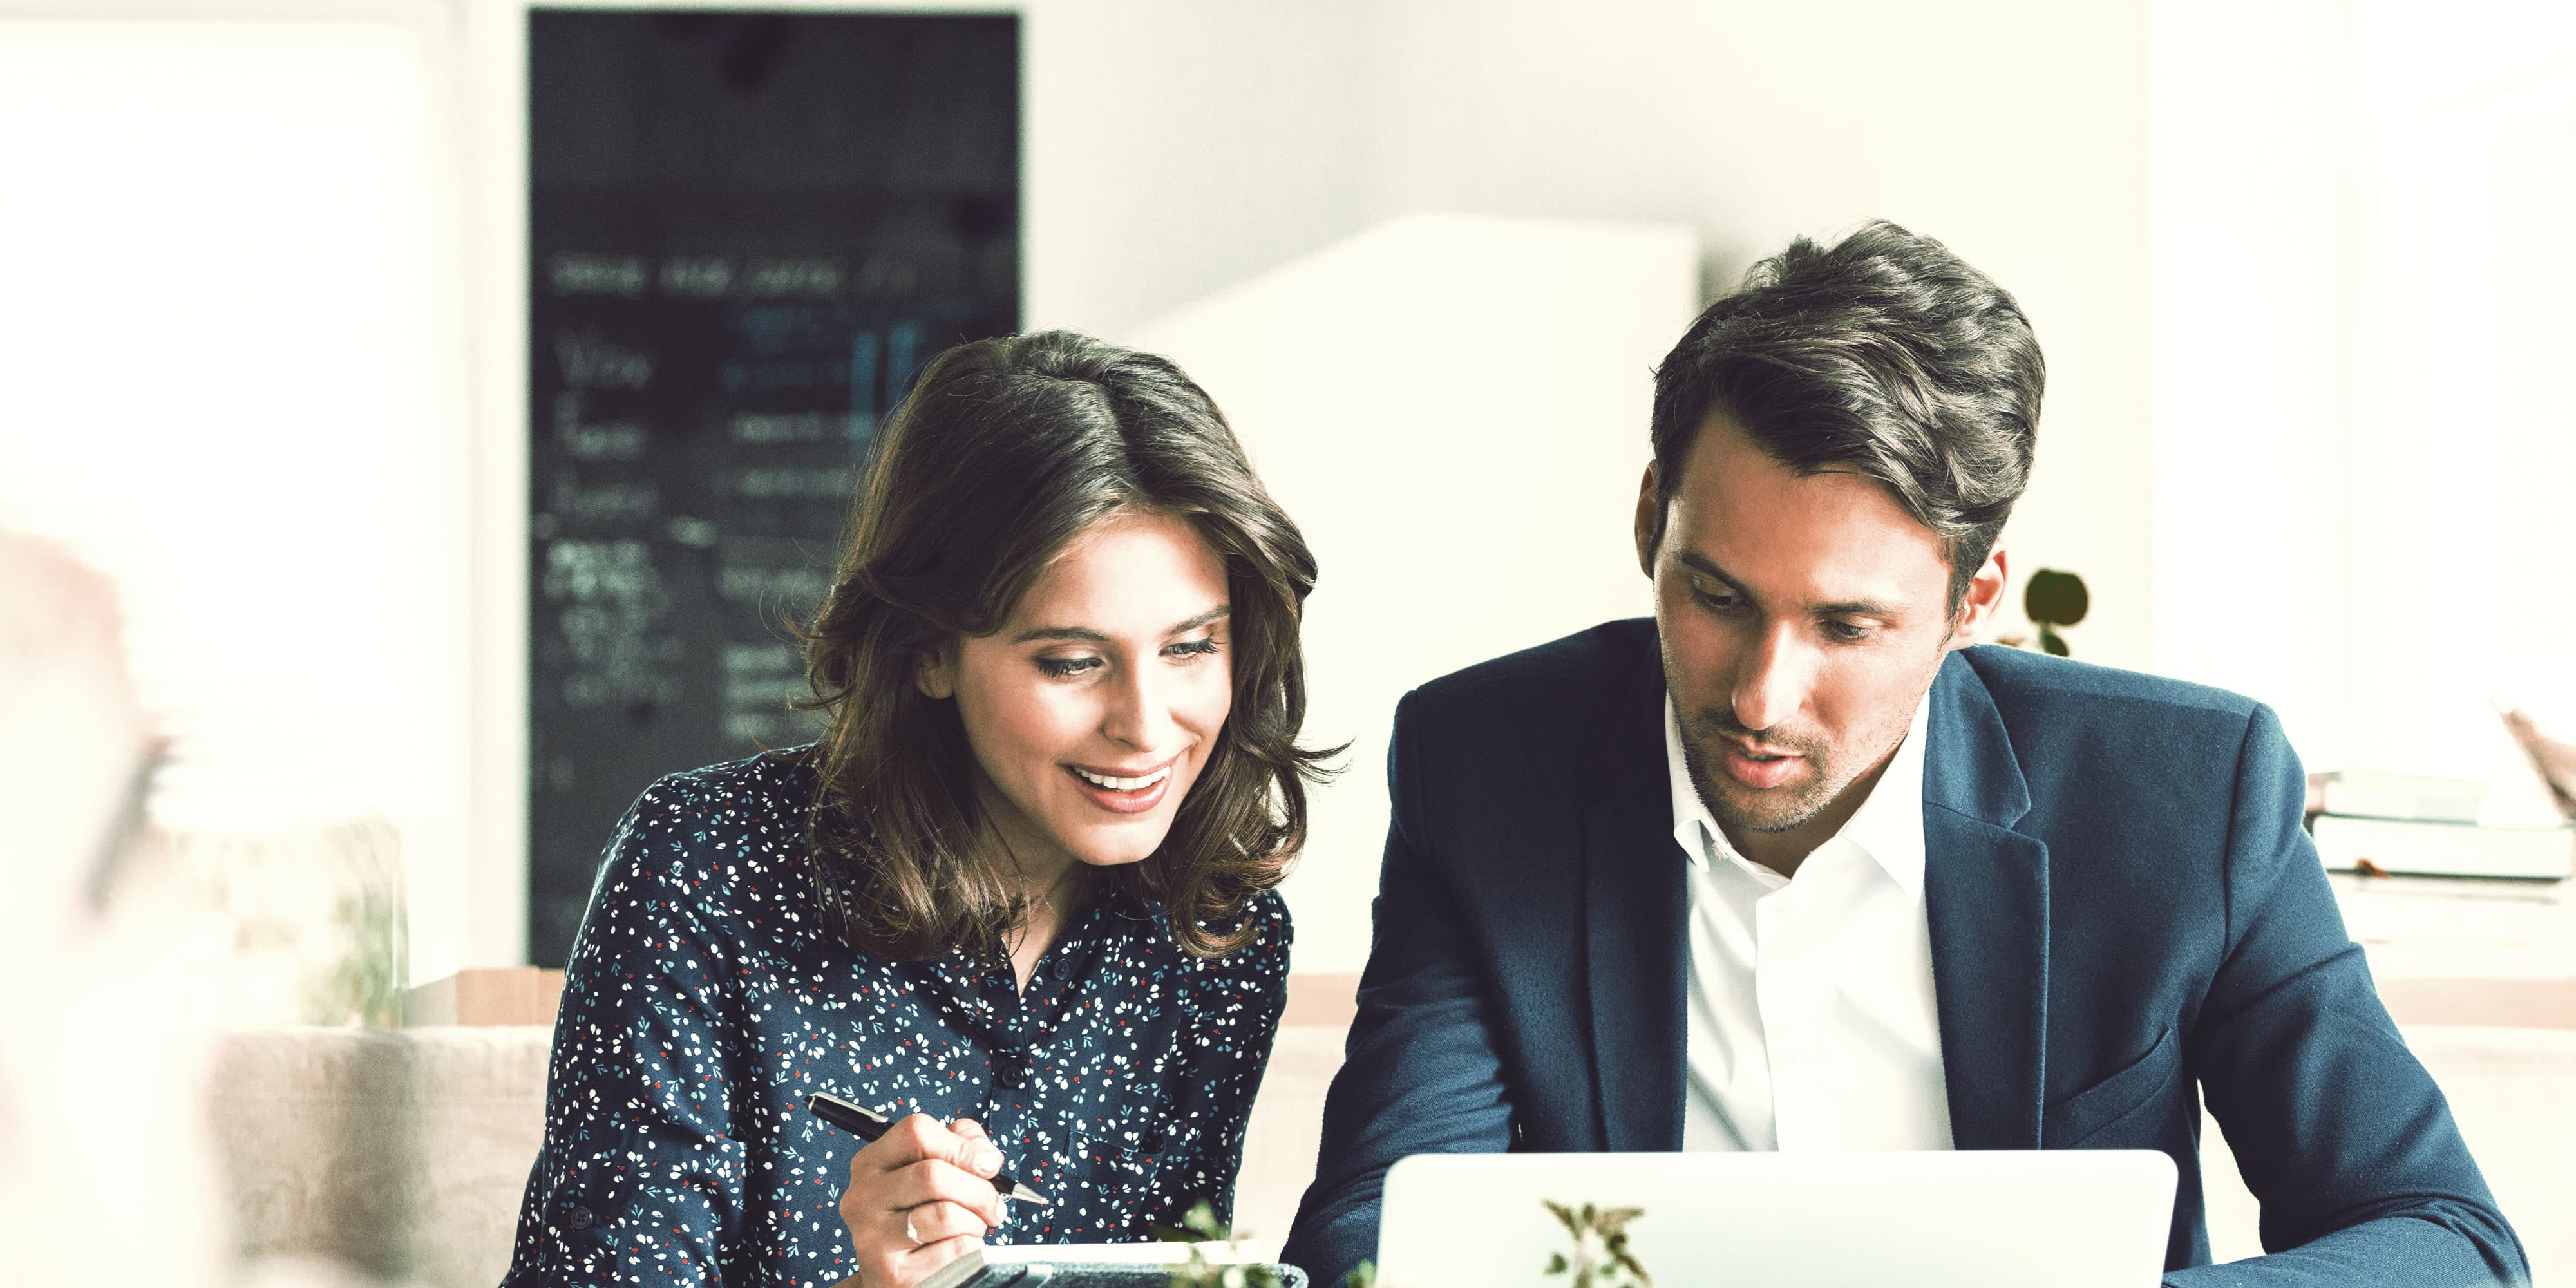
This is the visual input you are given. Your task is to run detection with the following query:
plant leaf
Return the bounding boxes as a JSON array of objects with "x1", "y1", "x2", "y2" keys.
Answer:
[
  {"x1": 1613, "y1": 1248, "x2": 1655, "y2": 1287},
  {"x1": 1545, "y1": 1200, "x2": 1582, "y2": 1233},
  {"x1": 2025, "y1": 568, "x2": 2090, "y2": 627},
  {"x1": 1184, "y1": 1200, "x2": 1226, "y2": 1238}
]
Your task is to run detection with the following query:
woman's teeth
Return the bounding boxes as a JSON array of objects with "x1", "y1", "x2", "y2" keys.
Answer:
[{"x1": 1072, "y1": 765, "x2": 1172, "y2": 791}]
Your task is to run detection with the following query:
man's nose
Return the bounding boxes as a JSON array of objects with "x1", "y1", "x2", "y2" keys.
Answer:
[{"x1": 1730, "y1": 623, "x2": 1815, "y2": 734}]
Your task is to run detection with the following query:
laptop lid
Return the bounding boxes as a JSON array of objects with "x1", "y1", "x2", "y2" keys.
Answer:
[{"x1": 1376, "y1": 1150, "x2": 2177, "y2": 1288}]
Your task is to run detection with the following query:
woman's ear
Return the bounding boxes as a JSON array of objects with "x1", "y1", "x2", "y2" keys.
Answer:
[{"x1": 914, "y1": 644, "x2": 958, "y2": 700}]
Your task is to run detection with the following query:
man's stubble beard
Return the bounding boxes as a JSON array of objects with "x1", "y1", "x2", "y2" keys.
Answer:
[
  {"x1": 1672, "y1": 649, "x2": 1949, "y2": 840},
  {"x1": 1678, "y1": 712, "x2": 1842, "y2": 836}
]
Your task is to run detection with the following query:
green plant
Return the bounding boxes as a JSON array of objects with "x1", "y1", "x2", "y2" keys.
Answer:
[
  {"x1": 1542, "y1": 1200, "x2": 1651, "y2": 1288},
  {"x1": 2022, "y1": 568, "x2": 2090, "y2": 657},
  {"x1": 1157, "y1": 1201, "x2": 1285, "y2": 1288}
]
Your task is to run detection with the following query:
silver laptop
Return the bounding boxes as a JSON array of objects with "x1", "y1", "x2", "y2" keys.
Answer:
[{"x1": 1376, "y1": 1150, "x2": 2177, "y2": 1288}]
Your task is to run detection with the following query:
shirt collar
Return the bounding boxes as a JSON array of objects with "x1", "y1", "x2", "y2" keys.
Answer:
[
  {"x1": 1663, "y1": 690, "x2": 1931, "y2": 899},
  {"x1": 1663, "y1": 697, "x2": 1730, "y2": 875},
  {"x1": 1841, "y1": 691, "x2": 1931, "y2": 900}
]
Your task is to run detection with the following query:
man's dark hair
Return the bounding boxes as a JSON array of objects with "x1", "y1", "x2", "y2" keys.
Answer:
[{"x1": 1649, "y1": 220, "x2": 2045, "y2": 609}]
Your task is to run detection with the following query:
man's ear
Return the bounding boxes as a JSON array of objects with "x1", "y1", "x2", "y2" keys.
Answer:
[
  {"x1": 1633, "y1": 463, "x2": 1661, "y2": 578},
  {"x1": 1947, "y1": 545, "x2": 2009, "y2": 651},
  {"x1": 914, "y1": 643, "x2": 958, "y2": 700}
]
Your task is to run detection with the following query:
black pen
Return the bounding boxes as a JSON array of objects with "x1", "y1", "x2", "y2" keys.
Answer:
[{"x1": 806, "y1": 1091, "x2": 1050, "y2": 1206}]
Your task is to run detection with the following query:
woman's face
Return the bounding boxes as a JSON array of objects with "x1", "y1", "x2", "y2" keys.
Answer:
[{"x1": 921, "y1": 509, "x2": 1234, "y2": 875}]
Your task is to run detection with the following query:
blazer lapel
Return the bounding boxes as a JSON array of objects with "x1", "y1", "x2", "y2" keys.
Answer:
[
  {"x1": 1584, "y1": 654, "x2": 1691, "y2": 1153},
  {"x1": 1922, "y1": 651, "x2": 2050, "y2": 1150}
]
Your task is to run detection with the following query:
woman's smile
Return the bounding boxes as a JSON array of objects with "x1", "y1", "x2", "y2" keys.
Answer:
[{"x1": 1063, "y1": 755, "x2": 1182, "y2": 813}]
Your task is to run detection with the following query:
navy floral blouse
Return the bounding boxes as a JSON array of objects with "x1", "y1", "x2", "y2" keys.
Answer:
[{"x1": 502, "y1": 750, "x2": 1292, "y2": 1287}]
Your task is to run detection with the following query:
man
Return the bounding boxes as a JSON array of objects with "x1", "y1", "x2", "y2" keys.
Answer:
[{"x1": 1280, "y1": 223, "x2": 2524, "y2": 1286}]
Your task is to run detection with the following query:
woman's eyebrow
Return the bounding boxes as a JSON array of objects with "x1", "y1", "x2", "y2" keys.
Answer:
[
  {"x1": 1166, "y1": 604, "x2": 1229, "y2": 636},
  {"x1": 1010, "y1": 625, "x2": 1106, "y2": 644},
  {"x1": 1007, "y1": 605, "x2": 1228, "y2": 646}
]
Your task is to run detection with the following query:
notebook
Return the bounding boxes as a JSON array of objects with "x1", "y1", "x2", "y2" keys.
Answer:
[{"x1": 920, "y1": 1240, "x2": 1305, "y2": 1288}]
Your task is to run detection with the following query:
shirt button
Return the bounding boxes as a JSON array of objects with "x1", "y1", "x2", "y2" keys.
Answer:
[{"x1": 566, "y1": 1205, "x2": 595, "y2": 1232}]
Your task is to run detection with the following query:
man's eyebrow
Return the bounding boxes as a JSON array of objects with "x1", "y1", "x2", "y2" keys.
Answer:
[
  {"x1": 1815, "y1": 596, "x2": 1904, "y2": 618},
  {"x1": 1007, "y1": 604, "x2": 1229, "y2": 646},
  {"x1": 1674, "y1": 549, "x2": 1751, "y2": 596},
  {"x1": 1673, "y1": 549, "x2": 1904, "y2": 617}
]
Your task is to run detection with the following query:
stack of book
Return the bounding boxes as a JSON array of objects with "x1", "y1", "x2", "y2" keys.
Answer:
[{"x1": 2309, "y1": 770, "x2": 2574, "y2": 882}]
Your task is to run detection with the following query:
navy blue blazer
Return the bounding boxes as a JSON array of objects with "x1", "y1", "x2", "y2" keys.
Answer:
[{"x1": 1282, "y1": 619, "x2": 2524, "y2": 1287}]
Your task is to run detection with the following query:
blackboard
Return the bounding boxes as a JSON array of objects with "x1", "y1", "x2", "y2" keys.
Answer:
[{"x1": 527, "y1": 10, "x2": 1019, "y2": 966}]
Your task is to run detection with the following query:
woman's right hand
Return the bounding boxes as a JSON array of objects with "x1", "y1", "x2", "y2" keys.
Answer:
[{"x1": 836, "y1": 1113, "x2": 1010, "y2": 1288}]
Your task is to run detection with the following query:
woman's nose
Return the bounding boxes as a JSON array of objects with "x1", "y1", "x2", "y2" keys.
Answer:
[{"x1": 1099, "y1": 661, "x2": 1175, "y2": 751}]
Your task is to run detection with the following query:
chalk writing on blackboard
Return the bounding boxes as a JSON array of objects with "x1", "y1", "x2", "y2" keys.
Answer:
[
  {"x1": 554, "y1": 330, "x2": 652, "y2": 390},
  {"x1": 525, "y1": 8, "x2": 1019, "y2": 966},
  {"x1": 542, "y1": 538, "x2": 679, "y2": 710},
  {"x1": 549, "y1": 253, "x2": 647, "y2": 298}
]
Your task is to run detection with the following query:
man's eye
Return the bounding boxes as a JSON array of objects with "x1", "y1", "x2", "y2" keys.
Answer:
[
  {"x1": 1823, "y1": 620, "x2": 1872, "y2": 643},
  {"x1": 1691, "y1": 585, "x2": 1739, "y2": 611},
  {"x1": 1036, "y1": 655, "x2": 1102, "y2": 678}
]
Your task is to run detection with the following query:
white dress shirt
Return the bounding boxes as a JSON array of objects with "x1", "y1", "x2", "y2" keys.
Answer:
[{"x1": 1665, "y1": 692, "x2": 1953, "y2": 1152}]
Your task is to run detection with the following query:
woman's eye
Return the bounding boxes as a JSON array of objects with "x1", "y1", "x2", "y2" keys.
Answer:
[
  {"x1": 1165, "y1": 636, "x2": 1222, "y2": 661},
  {"x1": 1035, "y1": 655, "x2": 1102, "y2": 678}
]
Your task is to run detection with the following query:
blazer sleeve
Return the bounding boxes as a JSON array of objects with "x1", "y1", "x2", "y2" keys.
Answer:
[
  {"x1": 1282, "y1": 692, "x2": 1517, "y2": 1287},
  {"x1": 502, "y1": 777, "x2": 752, "y2": 1286},
  {"x1": 2170, "y1": 704, "x2": 2527, "y2": 1286}
]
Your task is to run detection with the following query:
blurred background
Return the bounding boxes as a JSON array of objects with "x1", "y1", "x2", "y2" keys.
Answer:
[
  {"x1": 6, "y1": 3, "x2": 2576, "y2": 1283},
  {"x1": 1, "y1": 0, "x2": 2570, "y2": 998}
]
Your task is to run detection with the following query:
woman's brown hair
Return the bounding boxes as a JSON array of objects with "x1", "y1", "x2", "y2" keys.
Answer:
[{"x1": 797, "y1": 330, "x2": 1333, "y2": 961}]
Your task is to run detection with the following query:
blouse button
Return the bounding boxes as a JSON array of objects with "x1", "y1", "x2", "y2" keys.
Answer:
[
  {"x1": 566, "y1": 1204, "x2": 596, "y2": 1232},
  {"x1": 992, "y1": 1048, "x2": 1028, "y2": 1090}
]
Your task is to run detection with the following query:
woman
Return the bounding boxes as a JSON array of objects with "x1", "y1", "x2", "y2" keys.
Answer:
[{"x1": 504, "y1": 331, "x2": 1332, "y2": 1287}]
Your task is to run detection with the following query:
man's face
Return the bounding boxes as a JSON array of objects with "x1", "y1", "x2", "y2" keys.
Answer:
[{"x1": 1635, "y1": 412, "x2": 2004, "y2": 859}]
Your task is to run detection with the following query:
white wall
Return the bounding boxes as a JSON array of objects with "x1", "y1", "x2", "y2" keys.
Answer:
[
  {"x1": 1022, "y1": 1, "x2": 1374, "y2": 336},
  {"x1": 1041, "y1": 1, "x2": 2160, "y2": 667},
  {"x1": 0, "y1": 12, "x2": 479, "y2": 985},
  {"x1": 2150, "y1": 0, "x2": 2576, "y2": 814},
  {"x1": 1130, "y1": 214, "x2": 1701, "y2": 973},
  {"x1": 1352, "y1": 0, "x2": 2155, "y2": 670},
  {"x1": 2148, "y1": 0, "x2": 2350, "y2": 759},
  {"x1": 2336, "y1": 1, "x2": 2576, "y2": 811}
]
